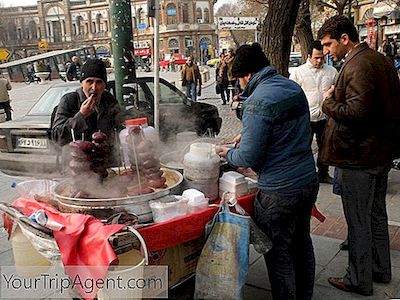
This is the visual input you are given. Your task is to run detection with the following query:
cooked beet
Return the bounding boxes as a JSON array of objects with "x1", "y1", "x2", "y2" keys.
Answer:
[
  {"x1": 146, "y1": 177, "x2": 167, "y2": 188},
  {"x1": 92, "y1": 131, "x2": 107, "y2": 143}
]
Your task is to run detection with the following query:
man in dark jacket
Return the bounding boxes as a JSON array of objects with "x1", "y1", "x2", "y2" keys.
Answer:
[
  {"x1": 52, "y1": 59, "x2": 122, "y2": 147},
  {"x1": 66, "y1": 56, "x2": 81, "y2": 81},
  {"x1": 217, "y1": 44, "x2": 318, "y2": 300},
  {"x1": 318, "y1": 15, "x2": 400, "y2": 296}
]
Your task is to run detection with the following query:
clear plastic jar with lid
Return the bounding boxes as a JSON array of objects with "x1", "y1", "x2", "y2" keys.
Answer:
[{"x1": 119, "y1": 117, "x2": 157, "y2": 167}]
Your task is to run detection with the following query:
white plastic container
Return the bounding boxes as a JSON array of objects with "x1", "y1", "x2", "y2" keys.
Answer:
[
  {"x1": 182, "y1": 189, "x2": 209, "y2": 213},
  {"x1": 245, "y1": 177, "x2": 258, "y2": 194},
  {"x1": 183, "y1": 142, "x2": 220, "y2": 201},
  {"x1": 219, "y1": 171, "x2": 249, "y2": 198},
  {"x1": 119, "y1": 117, "x2": 157, "y2": 167},
  {"x1": 149, "y1": 195, "x2": 188, "y2": 223}
]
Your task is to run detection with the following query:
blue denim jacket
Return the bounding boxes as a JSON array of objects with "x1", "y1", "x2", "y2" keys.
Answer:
[{"x1": 226, "y1": 66, "x2": 317, "y2": 192}]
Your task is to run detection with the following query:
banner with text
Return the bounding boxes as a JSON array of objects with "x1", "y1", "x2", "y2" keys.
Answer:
[{"x1": 218, "y1": 17, "x2": 259, "y2": 30}]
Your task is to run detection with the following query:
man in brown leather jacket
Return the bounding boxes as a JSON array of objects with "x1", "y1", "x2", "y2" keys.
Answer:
[{"x1": 318, "y1": 15, "x2": 400, "y2": 296}]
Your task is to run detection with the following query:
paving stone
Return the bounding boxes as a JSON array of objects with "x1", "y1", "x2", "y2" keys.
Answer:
[
  {"x1": 311, "y1": 235, "x2": 342, "y2": 267},
  {"x1": 246, "y1": 254, "x2": 270, "y2": 290},
  {"x1": 243, "y1": 284, "x2": 272, "y2": 300}
]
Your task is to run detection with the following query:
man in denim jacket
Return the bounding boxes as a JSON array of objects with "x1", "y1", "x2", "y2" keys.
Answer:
[{"x1": 217, "y1": 44, "x2": 318, "y2": 300}]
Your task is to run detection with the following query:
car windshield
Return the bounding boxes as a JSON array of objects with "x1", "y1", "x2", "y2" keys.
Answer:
[
  {"x1": 146, "y1": 81, "x2": 186, "y2": 104},
  {"x1": 28, "y1": 85, "x2": 79, "y2": 115}
]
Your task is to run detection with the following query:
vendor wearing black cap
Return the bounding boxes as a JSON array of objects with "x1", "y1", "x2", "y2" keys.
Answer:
[{"x1": 52, "y1": 58, "x2": 123, "y2": 146}]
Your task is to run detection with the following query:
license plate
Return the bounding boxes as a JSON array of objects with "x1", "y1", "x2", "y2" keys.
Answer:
[{"x1": 16, "y1": 138, "x2": 48, "y2": 149}]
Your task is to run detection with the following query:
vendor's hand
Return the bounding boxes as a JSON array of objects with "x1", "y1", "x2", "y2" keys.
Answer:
[
  {"x1": 80, "y1": 94, "x2": 96, "y2": 117},
  {"x1": 233, "y1": 95, "x2": 240, "y2": 102},
  {"x1": 323, "y1": 85, "x2": 335, "y2": 101},
  {"x1": 233, "y1": 134, "x2": 241, "y2": 146},
  {"x1": 216, "y1": 145, "x2": 230, "y2": 158}
]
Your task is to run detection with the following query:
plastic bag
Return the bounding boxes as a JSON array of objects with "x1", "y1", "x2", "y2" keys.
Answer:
[{"x1": 194, "y1": 197, "x2": 250, "y2": 300}]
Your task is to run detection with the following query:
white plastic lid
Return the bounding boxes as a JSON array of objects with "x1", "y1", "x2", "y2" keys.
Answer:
[
  {"x1": 189, "y1": 142, "x2": 216, "y2": 156},
  {"x1": 220, "y1": 171, "x2": 246, "y2": 184},
  {"x1": 182, "y1": 189, "x2": 206, "y2": 204}
]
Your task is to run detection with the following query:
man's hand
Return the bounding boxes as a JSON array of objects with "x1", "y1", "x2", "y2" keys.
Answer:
[
  {"x1": 216, "y1": 145, "x2": 230, "y2": 158},
  {"x1": 323, "y1": 85, "x2": 335, "y2": 101},
  {"x1": 80, "y1": 94, "x2": 96, "y2": 117}
]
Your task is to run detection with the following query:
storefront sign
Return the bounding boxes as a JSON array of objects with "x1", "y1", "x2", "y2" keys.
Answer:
[
  {"x1": 218, "y1": 17, "x2": 258, "y2": 30},
  {"x1": 134, "y1": 48, "x2": 151, "y2": 56},
  {"x1": 385, "y1": 24, "x2": 400, "y2": 35}
]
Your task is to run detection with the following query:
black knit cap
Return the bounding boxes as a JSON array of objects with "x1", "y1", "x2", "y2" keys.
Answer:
[
  {"x1": 232, "y1": 43, "x2": 270, "y2": 78},
  {"x1": 80, "y1": 59, "x2": 107, "y2": 83}
]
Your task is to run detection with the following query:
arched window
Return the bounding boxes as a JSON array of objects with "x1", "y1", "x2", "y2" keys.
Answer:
[
  {"x1": 28, "y1": 20, "x2": 38, "y2": 40},
  {"x1": 0, "y1": 27, "x2": 7, "y2": 42},
  {"x1": 96, "y1": 13, "x2": 102, "y2": 32},
  {"x1": 76, "y1": 16, "x2": 83, "y2": 35},
  {"x1": 182, "y1": 3, "x2": 189, "y2": 23},
  {"x1": 168, "y1": 38, "x2": 179, "y2": 53},
  {"x1": 166, "y1": 3, "x2": 177, "y2": 25},
  {"x1": 196, "y1": 7, "x2": 202, "y2": 21},
  {"x1": 204, "y1": 8, "x2": 209, "y2": 23},
  {"x1": 7, "y1": 22, "x2": 17, "y2": 40},
  {"x1": 137, "y1": 8, "x2": 143, "y2": 25}
]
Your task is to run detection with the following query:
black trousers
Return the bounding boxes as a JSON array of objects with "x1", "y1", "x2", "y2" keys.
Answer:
[
  {"x1": 0, "y1": 101, "x2": 12, "y2": 121},
  {"x1": 254, "y1": 182, "x2": 319, "y2": 300},
  {"x1": 310, "y1": 119, "x2": 329, "y2": 178},
  {"x1": 339, "y1": 165, "x2": 391, "y2": 294}
]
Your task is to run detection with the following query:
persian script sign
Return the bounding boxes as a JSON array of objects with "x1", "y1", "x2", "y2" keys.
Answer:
[{"x1": 218, "y1": 17, "x2": 259, "y2": 30}]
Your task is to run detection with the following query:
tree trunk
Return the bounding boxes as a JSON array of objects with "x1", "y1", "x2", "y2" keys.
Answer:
[
  {"x1": 259, "y1": 0, "x2": 302, "y2": 77},
  {"x1": 295, "y1": 0, "x2": 314, "y2": 62}
]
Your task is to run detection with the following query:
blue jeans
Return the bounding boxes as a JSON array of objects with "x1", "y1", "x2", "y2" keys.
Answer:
[
  {"x1": 339, "y1": 165, "x2": 391, "y2": 294},
  {"x1": 254, "y1": 182, "x2": 318, "y2": 300},
  {"x1": 185, "y1": 82, "x2": 197, "y2": 102}
]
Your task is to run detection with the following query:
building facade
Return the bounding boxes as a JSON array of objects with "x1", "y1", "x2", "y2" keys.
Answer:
[
  {"x1": 353, "y1": 0, "x2": 400, "y2": 49},
  {"x1": 0, "y1": 0, "x2": 218, "y2": 63}
]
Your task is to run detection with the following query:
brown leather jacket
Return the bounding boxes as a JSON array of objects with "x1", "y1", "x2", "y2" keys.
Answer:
[{"x1": 320, "y1": 42, "x2": 400, "y2": 168}]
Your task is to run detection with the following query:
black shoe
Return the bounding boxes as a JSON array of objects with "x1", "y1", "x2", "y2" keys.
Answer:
[
  {"x1": 319, "y1": 175, "x2": 334, "y2": 184},
  {"x1": 340, "y1": 239, "x2": 349, "y2": 251},
  {"x1": 328, "y1": 277, "x2": 373, "y2": 296},
  {"x1": 222, "y1": 102, "x2": 227, "y2": 105}
]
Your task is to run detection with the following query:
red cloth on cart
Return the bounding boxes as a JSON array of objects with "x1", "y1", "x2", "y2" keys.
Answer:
[
  {"x1": 4, "y1": 198, "x2": 124, "y2": 299},
  {"x1": 138, "y1": 193, "x2": 256, "y2": 251},
  {"x1": 138, "y1": 194, "x2": 324, "y2": 251}
]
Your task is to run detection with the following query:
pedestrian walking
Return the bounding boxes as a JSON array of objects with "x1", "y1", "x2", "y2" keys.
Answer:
[
  {"x1": 180, "y1": 56, "x2": 202, "y2": 102},
  {"x1": 66, "y1": 56, "x2": 82, "y2": 81},
  {"x1": 318, "y1": 15, "x2": 400, "y2": 296},
  {"x1": 290, "y1": 40, "x2": 338, "y2": 184},
  {"x1": 218, "y1": 48, "x2": 236, "y2": 103},
  {"x1": 0, "y1": 72, "x2": 12, "y2": 121},
  {"x1": 215, "y1": 53, "x2": 229, "y2": 105},
  {"x1": 217, "y1": 43, "x2": 318, "y2": 300}
]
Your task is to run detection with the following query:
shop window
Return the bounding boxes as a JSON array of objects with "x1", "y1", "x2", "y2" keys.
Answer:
[{"x1": 166, "y1": 3, "x2": 177, "y2": 25}]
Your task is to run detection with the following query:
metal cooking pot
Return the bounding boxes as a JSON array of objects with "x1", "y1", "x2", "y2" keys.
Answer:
[{"x1": 53, "y1": 168, "x2": 183, "y2": 222}]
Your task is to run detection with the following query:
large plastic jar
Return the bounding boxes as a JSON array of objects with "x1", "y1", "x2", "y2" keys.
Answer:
[
  {"x1": 183, "y1": 142, "x2": 220, "y2": 201},
  {"x1": 119, "y1": 117, "x2": 157, "y2": 167}
]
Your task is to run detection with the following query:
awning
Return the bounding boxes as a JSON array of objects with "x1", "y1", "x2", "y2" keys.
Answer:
[
  {"x1": 0, "y1": 48, "x2": 88, "y2": 69},
  {"x1": 373, "y1": 2, "x2": 400, "y2": 19}
]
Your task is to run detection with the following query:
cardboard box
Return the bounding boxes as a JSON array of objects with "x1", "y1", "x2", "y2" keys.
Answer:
[{"x1": 149, "y1": 237, "x2": 205, "y2": 287}]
